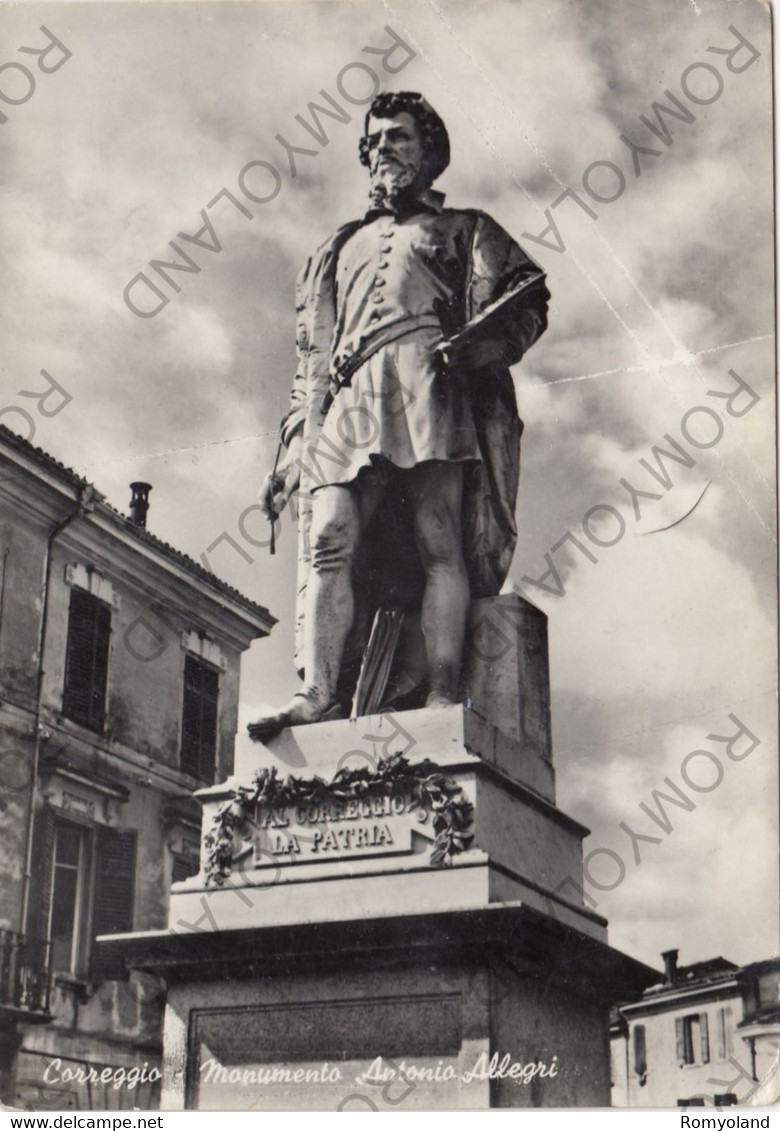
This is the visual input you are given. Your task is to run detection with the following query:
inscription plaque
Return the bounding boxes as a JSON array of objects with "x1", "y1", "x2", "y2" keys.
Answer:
[{"x1": 251, "y1": 793, "x2": 430, "y2": 868}]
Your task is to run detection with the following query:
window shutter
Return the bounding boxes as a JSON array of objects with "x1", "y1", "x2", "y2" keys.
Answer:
[
  {"x1": 172, "y1": 852, "x2": 200, "y2": 884},
  {"x1": 198, "y1": 666, "x2": 219, "y2": 781},
  {"x1": 180, "y1": 658, "x2": 202, "y2": 778},
  {"x1": 29, "y1": 807, "x2": 56, "y2": 945},
  {"x1": 675, "y1": 1017, "x2": 686, "y2": 1062},
  {"x1": 63, "y1": 590, "x2": 94, "y2": 723},
  {"x1": 180, "y1": 656, "x2": 219, "y2": 782},
  {"x1": 632, "y1": 1024, "x2": 647, "y2": 1079},
  {"x1": 91, "y1": 827, "x2": 136, "y2": 982},
  {"x1": 63, "y1": 589, "x2": 111, "y2": 731},
  {"x1": 91, "y1": 601, "x2": 111, "y2": 726},
  {"x1": 717, "y1": 1008, "x2": 727, "y2": 1059},
  {"x1": 700, "y1": 1012, "x2": 710, "y2": 1064}
]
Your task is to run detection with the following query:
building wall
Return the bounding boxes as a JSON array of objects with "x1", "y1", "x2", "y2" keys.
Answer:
[
  {"x1": 0, "y1": 505, "x2": 49, "y2": 933},
  {"x1": 751, "y1": 1030, "x2": 779, "y2": 1088},
  {"x1": 0, "y1": 715, "x2": 36, "y2": 933},
  {"x1": 40, "y1": 537, "x2": 243, "y2": 785},
  {"x1": 610, "y1": 1027, "x2": 628, "y2": 1106},
  {"x1": 739, "y1": 964, "x2": 780, "y2": 1088},
  {"x1": 742, "y1": 968, "x2": 780, "y2": 1022},
  {"x1": 614, "y1": 990, "x2": 744, "y2": 1107},
  {"x1": 0, "y1": 466, "x2": 265, "y2": 1110},
  {"x1": 0, "y1": 512, "x2": 47, "y2": 704}
]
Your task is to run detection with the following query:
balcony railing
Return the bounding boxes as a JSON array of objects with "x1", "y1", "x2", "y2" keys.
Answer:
[{"x1": 0, "y1": 930, "x2": 52, "y2": 1016}]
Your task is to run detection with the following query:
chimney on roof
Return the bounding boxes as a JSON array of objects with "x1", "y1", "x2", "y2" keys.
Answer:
[
  {"x1": 128, "y1": 482, "x2": 152, "y2": 529},
  {"x1": 661, "y1": 948, "x2": 679, "y2": 985}
]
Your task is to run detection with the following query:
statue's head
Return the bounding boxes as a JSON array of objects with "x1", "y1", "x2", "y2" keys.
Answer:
[{"x1": 359, "y1": 91, "x2": 450, "y2": 207}]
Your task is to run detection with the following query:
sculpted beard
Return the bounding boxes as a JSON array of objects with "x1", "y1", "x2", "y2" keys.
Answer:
[{"x1": 369, "y1": 152, "x2": 427, "y2": 210}]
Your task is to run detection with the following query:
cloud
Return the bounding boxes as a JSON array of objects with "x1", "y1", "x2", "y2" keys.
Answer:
[
  {"x1": 540, "y1": 511, "x2": 774, "y2": 723},
  {"x1": 561, "y1": 711, "x2": 778, "y2": 968},
  {"x1": 162, "y1": 303, "x2": 236, "y2": 373}
]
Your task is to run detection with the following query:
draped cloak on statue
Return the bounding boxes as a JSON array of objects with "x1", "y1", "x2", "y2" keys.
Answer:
[{"x1": 277, "y1": 191, "x2": 549, "y2": 698}]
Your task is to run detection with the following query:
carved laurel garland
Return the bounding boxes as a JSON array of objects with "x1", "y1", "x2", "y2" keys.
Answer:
[{"x1": 204, "y1": 753, "x2": 474, "y2": 886}]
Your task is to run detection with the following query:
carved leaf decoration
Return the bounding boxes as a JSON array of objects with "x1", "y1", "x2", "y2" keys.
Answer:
[
  {"x1": 429, "y1": 842, "x2": 449, "y2": 867},
  {"x1": 203, "y1": 754, "x2": 474, "y2": 886}
]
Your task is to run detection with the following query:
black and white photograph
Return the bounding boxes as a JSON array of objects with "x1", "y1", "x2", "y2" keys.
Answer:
[{"x1": 0, "y1": 0, "x2": 776, "y2": 1114}]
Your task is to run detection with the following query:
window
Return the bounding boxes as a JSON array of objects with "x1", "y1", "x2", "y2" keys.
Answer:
[
  {"x1": 180, "y1": 655, "x2": 219, "y2": 781},
  {"x1": 632, "y1": 1024, "x2": 647, "y2": 1085},
  {"x1": 62, "y1": 588, "x2": 111, "y2": 731},
  {"x1": 42, "y1": 817, "x2": 136, "y2": 982},
  {"x1": 676, "y1": 1012, "x2": 710, "y2": 1065},
  {"x1": 47, "y1": 822, "x2": 90, "y2": 974}
]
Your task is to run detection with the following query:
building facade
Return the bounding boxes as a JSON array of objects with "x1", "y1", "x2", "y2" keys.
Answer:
[
  {"x1": 611, "y1": 950, "x2": 780, "y2": 1107},
  {"x1": 0, "y1": 426, "x2": 274, "y2": 1110}
]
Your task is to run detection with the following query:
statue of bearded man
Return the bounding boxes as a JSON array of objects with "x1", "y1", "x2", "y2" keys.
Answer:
[{"x1": 249, "y1": 91, "x2": 549, "y2": 741}]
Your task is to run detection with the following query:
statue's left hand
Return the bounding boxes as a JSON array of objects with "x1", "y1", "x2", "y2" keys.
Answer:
[
  {"x1": 435, "y1": 336, "x2": 494, "y2": 373},
  {"x1": 433, "y1": 341, "x2": 455, "y2": 375}
]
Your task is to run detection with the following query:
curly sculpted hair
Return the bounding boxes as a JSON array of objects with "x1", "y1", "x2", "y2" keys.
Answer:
[{"x1": 358, "y1": 91, "x2": 450, "y2": 184}]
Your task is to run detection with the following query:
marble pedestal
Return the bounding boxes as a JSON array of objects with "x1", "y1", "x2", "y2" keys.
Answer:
[{"x1": 107, "y1": 595, "x2": 656, "y2": 1109}]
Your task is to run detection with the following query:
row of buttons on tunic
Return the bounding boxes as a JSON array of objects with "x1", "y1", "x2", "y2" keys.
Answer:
[{"x1": 369, "y1": 227, "x2": 394, "y2": 319}]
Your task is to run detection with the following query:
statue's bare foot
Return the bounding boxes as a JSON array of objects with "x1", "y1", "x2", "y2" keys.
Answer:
[
  {"x1": 424, "y1": 690, "x2": 459, "y2": 709},
  {"x1": 247, "y1": 687, "x2": 344, "y2": 742}
]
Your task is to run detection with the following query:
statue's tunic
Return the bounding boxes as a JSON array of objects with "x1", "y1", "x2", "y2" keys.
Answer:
[
  {"x1": 278, "y1": 190, "x2": 549, "y2": 671},
  {"x1": 317, "y1": 207, "x2": 481, "y2": 482}
]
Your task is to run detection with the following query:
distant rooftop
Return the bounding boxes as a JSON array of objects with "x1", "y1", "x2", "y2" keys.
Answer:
[
  {"x1": 740, "y1": 958, "x2": 780, "y2": 979},
  {"x1": 673, "y1": 957, "x2": 740, "y2": 984},
  {"x1": 0, "y1": 424, "x2": 276, "y2": 632},
  {"x1": 641, "y1": 956, "x2": 739, "y2": 995},
  {"x1": 612, "y1": 955, "x2": 780, "y2": 1025}
]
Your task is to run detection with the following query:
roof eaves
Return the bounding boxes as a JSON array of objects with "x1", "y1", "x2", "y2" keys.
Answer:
[{"x1": 0, "y1": 425, "x2": 276, "y2": 631}]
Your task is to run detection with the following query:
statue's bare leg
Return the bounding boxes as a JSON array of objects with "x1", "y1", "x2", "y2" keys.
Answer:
[
  {"x1": 406, "y1": 460, "x2": 470, "y2": 707},
  {"x1": 248, "y1": 475, "x2": 383, "y2": 740},
  {"x1": 301, "y1": 478, "x2": 383, "y2": 706}
]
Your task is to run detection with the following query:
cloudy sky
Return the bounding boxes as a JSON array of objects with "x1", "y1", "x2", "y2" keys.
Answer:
[{"x1": 0, "y1": 0, "x2": 775, "y2": 972}]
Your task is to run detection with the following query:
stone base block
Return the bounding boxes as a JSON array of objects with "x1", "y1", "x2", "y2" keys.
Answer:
[
  {"x1": 109, "y1": 905, "x2": 656, "y2": 1110},
  {"x1": 168, "y1": 857, "x2": 606, "y2": 942},
  {"x1": 180, "y1": 706, "x2": 590, "y2": 940},
  {"x1": 461, "y1": 593, "x2": 552, "y2": 760},
  {"x1": 236, "y1": 702, "x2": 555, "y2": 803}
]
